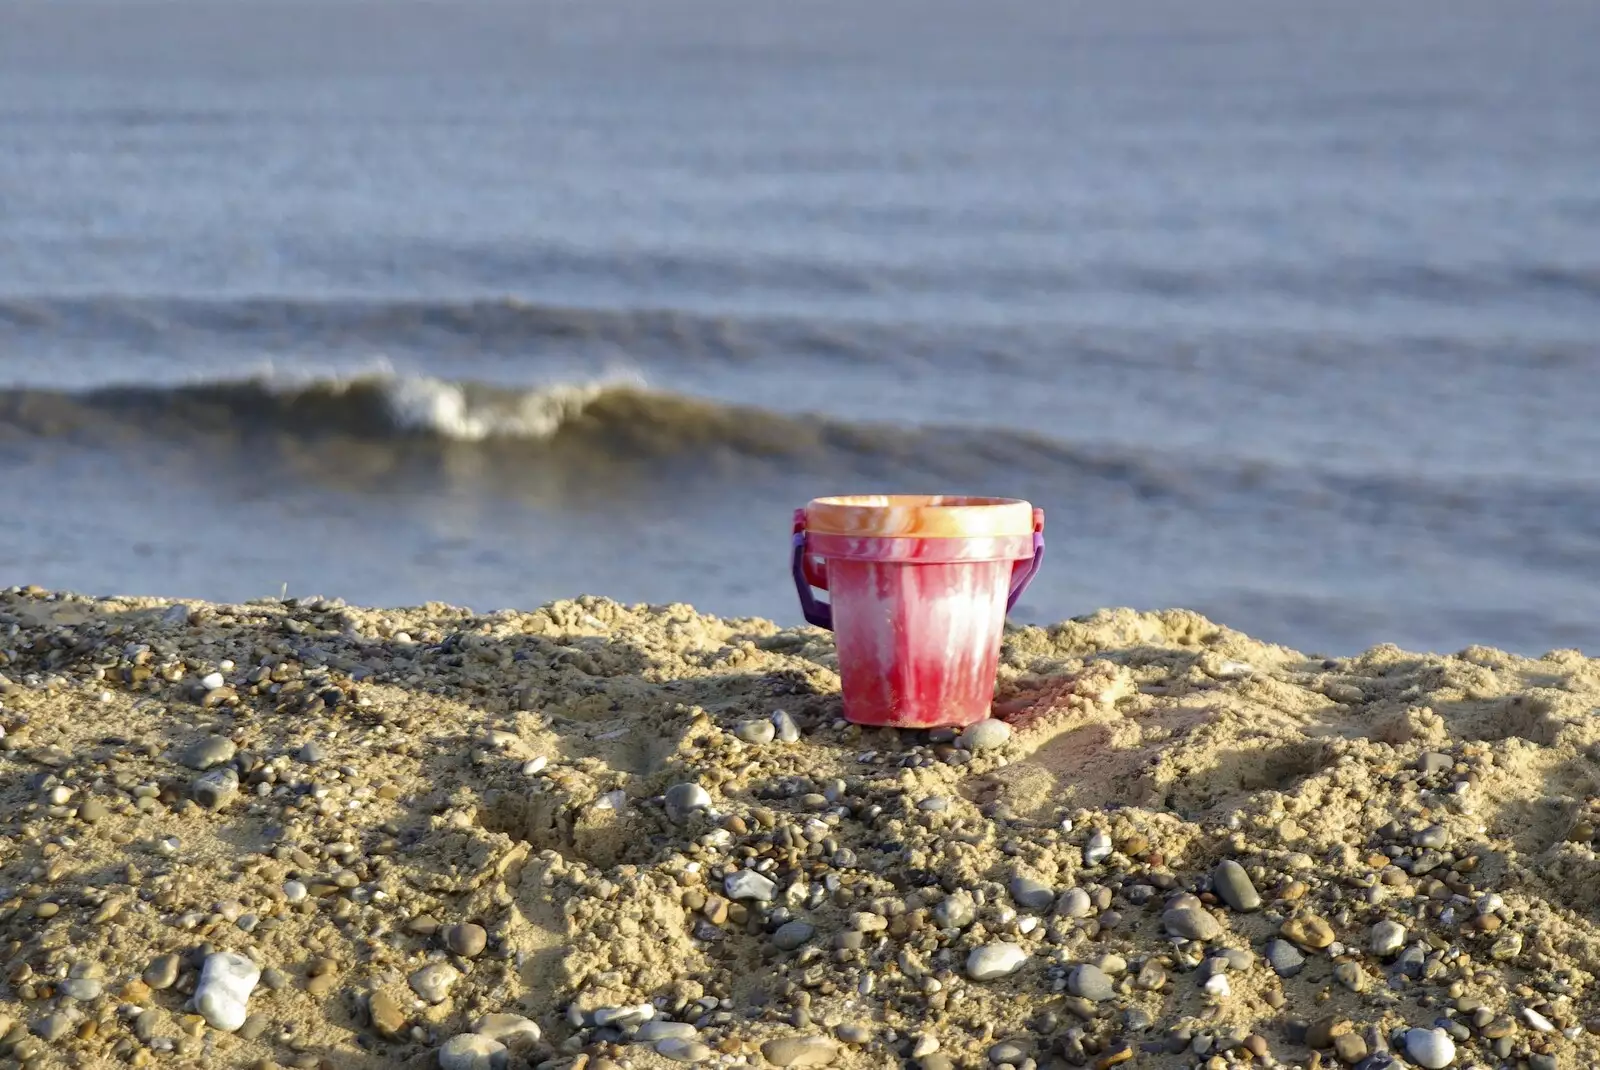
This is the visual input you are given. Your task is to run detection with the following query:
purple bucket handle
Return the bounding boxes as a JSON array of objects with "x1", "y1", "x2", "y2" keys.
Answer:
[
  {"x1": 1007, "y1": 530, "x2": 1045, "y2": 613},
  {"x1": 791, "y1": 530, "x2": 834, "y2": 631},
  {"x1": 792, "y1": 524, "x2": 1046, "y2": 631}
]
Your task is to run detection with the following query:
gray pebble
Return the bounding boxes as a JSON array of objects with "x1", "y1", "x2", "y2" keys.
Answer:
[
  {"x1": 664, "y1": 783, "x2": 712, "y2": 824},
  {"x1": 988, "y1": 1042, "x2": 1028, "y2": 1065},
  {"x1": 1417, "y1": 752, "x2": 1453, "y2": 775},
  {"x1": 1265, "y1": 939, "x2": 1306, "y2": 978},
  {"x1": 636, "y1": 1021, "x2": 697, "y2": 1042},
  {"x1": 772, "y1": 920, "x2": 817, "y2": 951},
  {"x1": 59, "y1": 978, "x2": 102, "y2": 1001},
  {"x1": 958, "y1": 718, "x2": 1011, "y2": 751},
  {"x1": 473, "y1": 1013, "x2": 541, "y2": 1044},
  {"x1": 181, "y1": 735, "x2": 236, "y2": 771},
  {"x1": 445, "y1": 923, "x2": 487, "y2": 958},
  {"x1": 1009, "y1": 876, "x2": 1054, "y2": 911},
  {"x1": 1413, "y1": 824, "x2": 1450, "y2": 848},
  {"x1": 1068, "y1": 964, "x2": 1115, "y2": 1002},
  {"x1": 1083, "y1": 831, "x2": 1113, "y2": 866},
  {"x1": 191, "y1": 767, "x2": 239, "y2": 810},
  {"x1": 1211, "y1": 860, "x2": 1261, "y2": 912},
  {"x1": 298, "y1": 740, "x2": 329, "y2": 764},
  {"x1": 771, "y1": 709, "x2": 801, "y2": 743},
  {"x1": 1162, "y1": 904, "x2": 1221, "y2": 941},
  {"x1": 143, "y1": 954, "x2": 180, "y2": 990},
  {"x1": 1054, "y1": 888, "x2": 1092, "y2": 919},
  {"x1": 33, "y1": 1012, "x2": 76, "y2": 1042},
  {"x1": 237, "y1": 1014, "x2": 270, "y2": 1041}
]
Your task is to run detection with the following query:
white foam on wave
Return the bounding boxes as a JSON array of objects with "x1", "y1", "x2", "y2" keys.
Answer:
[{"x1": 376, "y1": 371, "x2": 645, "y2": 441}]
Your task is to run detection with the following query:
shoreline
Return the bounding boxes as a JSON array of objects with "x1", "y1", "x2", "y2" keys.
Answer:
[{"x1": 1, "y1": 587, "x2": 1597, "y2": 1069}]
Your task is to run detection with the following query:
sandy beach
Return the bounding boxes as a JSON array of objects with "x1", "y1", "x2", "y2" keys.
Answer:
[{"x1": 2, "y1": 586, "x2": 1599, "y2": 1070}]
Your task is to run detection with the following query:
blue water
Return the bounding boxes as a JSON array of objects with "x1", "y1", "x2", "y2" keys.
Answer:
[{"x1": 3, "y1": 0, "x2": 1598, "y2": 655}]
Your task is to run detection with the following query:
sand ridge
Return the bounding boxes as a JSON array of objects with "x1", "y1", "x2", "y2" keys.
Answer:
[{"x1": 1, "y1": 588, "x2": 1599, "y2": 1069}]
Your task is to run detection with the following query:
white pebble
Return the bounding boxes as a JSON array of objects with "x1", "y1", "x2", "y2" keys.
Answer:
[
  {"x1": 965, "y1": 942, "x2": 1027, "y2": 980},
  {"x1": 192, "y1": 951, "x2": 259, "y2": 1032},
  {"x1": 438, "y1": 1033, "x2": 508, "y2": 1070},
  {"x1": 1083, "y1": 830, "x2": 1113, "y2": 866},
  {"x1": 282, "y1": 880, "x2": 308, "y2": 904},
  {"x1": 1522, "y1": 1007, "x2": 1555, "y2": 1032},
  {"x1": 1403, "y1": 1027, "x2": 1456, "y2": 1069},
  {"x1": 1369, "y1": 919, "x2": 1406, "y2": 957},
  {"x1": 725, "y1": 869, "x2": 776, "y2": 902},
  {"x1": 1203, "y1": 974, "x2": 1231, "y2": 997},
  {"x1": 200, "y1": 672, "x2": 226, "y2": 691},
  {"x1": 521, "y1": 756, "x2": 547, "y2": 776}
]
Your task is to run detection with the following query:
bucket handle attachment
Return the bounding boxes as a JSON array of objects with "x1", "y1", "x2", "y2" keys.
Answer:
[{"x1": 791, "y1": 508, "x2": 1045, "y2": 632}]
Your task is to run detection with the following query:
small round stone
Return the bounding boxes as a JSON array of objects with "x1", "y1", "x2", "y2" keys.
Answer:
[
  {"x1": 966, "y1": 943, "x2": 1028, "y2": 981},
  {"x1": 772, "y1": 920, "x2": 817, "y2": 951},
  {"x1": 142, "y1": 955, "x2": 180, "y2": 990},
  {"x1": 438, "y1": 1033, "x2": 507, "y2": 1070},
  {"x1": 761, "y1": 1036, "x2": 839, "y2": 1067},
  {"x1": 1403, "y1": 1027, "x2": 1456, "y2": 1068},
  {"x1": 408, "y1": 963, "x2": 460, "y2": 1004},
  {"x1": 1265, "y1": 939, "x2": 1306, "y2": 978},
  {"x1": 473, "y1": 1013, "x2": 540, "y2": 1044},
  {"x1": 664, "y1": 783, "x2": 712, "y2": 824},
  {"x1": 1281, "y1": 913, "x2": 1335, "y2": 950},
  {"x1": 444, "y1": 923, "x2": 487, "y2": 958},
  {"x1": 959, "y1": 718, "x2": 1011, "y2": 751},
  {"x1": 1162, "y1": 904, "x2": 1221, "y2": 941},
  {"x1": 1369, "y1": 919, "x2": 1406, "y2": 957},
  {"x1": 1211, "y1": 860, "x2": 1261, "y2": 912},
  {"x1": 1009, "y1": 876, "x2": 1054, "y2": 911},
  {"x1": 657, "y1": 1038, "x2": 713, "y2": 1063},
  {"x1": 1068, "y1": 964, "x2": 1115, "y2": 1002},
  {"x1": 734, "y1": 719, "x2": 776, "y2": 744},
  {"x1": 1055, "y1": 888, "x2": 1092, "y2": 918},
  {"x1": 181, "y1": 735, "x2": 236, "y2": 770}
]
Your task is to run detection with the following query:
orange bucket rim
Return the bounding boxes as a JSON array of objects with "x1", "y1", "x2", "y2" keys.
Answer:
[{"x1": 804, "y1": 494, "x2": 1035, "y2": 538}]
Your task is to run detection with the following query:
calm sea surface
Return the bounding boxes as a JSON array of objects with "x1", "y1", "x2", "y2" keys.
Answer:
[{"x1": 3, "y1": 0, "x2": 1598, "y2": 654}]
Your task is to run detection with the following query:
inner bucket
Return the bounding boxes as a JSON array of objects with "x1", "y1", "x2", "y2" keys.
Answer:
[{"x1": 792, "y1": 497, "x2": 1044, "y2": 728}]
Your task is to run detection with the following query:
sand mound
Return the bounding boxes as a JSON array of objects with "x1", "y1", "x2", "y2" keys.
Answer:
[{"x1": 2, "y1": 588, "x2": 1598, "y2": 1069}]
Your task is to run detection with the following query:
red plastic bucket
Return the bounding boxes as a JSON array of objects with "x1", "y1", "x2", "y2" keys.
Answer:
[{"x1": 791, "y1": 495, "x2": 1045, "y2": 728}]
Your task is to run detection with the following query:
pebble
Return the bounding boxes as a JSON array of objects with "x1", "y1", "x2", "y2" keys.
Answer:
[
  {"x1": 1265, "y1": 939, "x2": 1306, "y2": 978},
  {"x1": 595, "y1": 1004, "x2": 655, "y2": 1027},
  {"x1": 657, "y1": 1038, "x2": 714, "y2": 1063},
  {"x1": 725, "y1": 869, "x2": 777, "y2": 902},
  {"x1": 636, "y1": 1021, "x2": 697, "y2": 1042},
  {"x1": 1162, "y1": 904, "x2": 1221, "y2": 941},
  {"x1": 33, "y1": 1012, "x2": 76, "y2": 1042},
  {"x1": 959, "y1": 717, "x2": 1011, "y2": 751},
  {"x1": 473, "y1": 1013, "x2": 541, "y2": 1044},
  {"x1": 409, "y1": 963, "x2": 461, "y2": 1004},
  {"x1": 1403, "y1": 1027, "x2": 1456, "y2": 1068},
  {"x1": 989, "y1": 1041, "x2": 1028, "y2": 1064},
  {"x1": 1522, "y1": 1007, "x2": 1555, "y2": 1032},
  {"x1": 935, "y1": 892, "x2": 978, "y2": 929},
  {"x1": 1203, "y1": 974, "x2": 1231, "y2": 998},
  {"x1": 298, "y1": 741, "x2": 329, "y2": 764},
  {"x1": 967, "y1": 942, "x2": 1028, "y2": 980},
  {"x1": 444, "y1": 923, "x2": 488, "y2": 958},
  {"x1": 1068, "y1": 964, "x2": 1115, "y2": 1002},
  {"x1": 1417, "y1": 752, "x2": 1454, "y2": 774},
  {"x1": 192, "y1": 767, "x2": 239, "y2": 810},
  {"x1": 194, "y1": 951, "x2": 260, "y2": 1032},
  {"x1": 76, "y1": 799, "x2": 108, "y2": 823},
  {"x1": 438, "y1": 1033, "x2": 508, "y2": 1070},
  {"x1": 1211, "y1": 860, "x2": 1261, "y2": 911},
  {"x1": 1369, "y1": 919, "x2": 1407, "y2": 957},
  {"x1": 181, "y1": 735, "x2": 236, "y2": 770},
  {"x1": 772, "y1": 920, "x2": 817, "y2": 950},
  {"x1": 1084, "y1": 830, "x2": 1114, "y2": 866},
  {"x1": 771, "y1": 709, "x2": 801, "y2": 743},
  {"x1": 143, "y1": 954, "x2": 180, "y2": 990},
  {"x1": 1333, "y1": 1033, "x2": 1369, "y2": 1063},
  {"x1": 369, "y1": 992, "x2": 407, "y2": 1036},
  {"x1": 1281, "y1": 912, "x2": 1335, "y2": 949},
  {"x1": 735, "y1": 719, "x2": 776, "y2": 744},
  {"x1": 59, "y1": 978, "x2": 102, "y2": 1001},
  {"x1": 761, "y1": 1035, "x2": 839, "y2": 1067},
  {"x1": 1010, "y1": 875, "x2": 1055, "y2": 910},
  {"x1": 1055, "y1": 888, "x2": 1092, "y2": 918},
  {"x1": 664, "y1": 783, "x2": 713, "y2": 824},
  {"x1": 200, "y1": 671, "x2": 226, "y2": 691}
]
